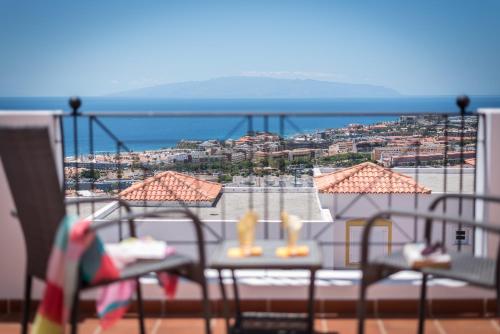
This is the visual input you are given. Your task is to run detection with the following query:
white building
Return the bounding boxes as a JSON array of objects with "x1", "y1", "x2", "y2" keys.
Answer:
[
  {"x1": 230, "y1": 151, "x2": 246, "y2": 163},
  {"x1": 328, "y1": 141, "x2": 357, "y2": 155},
  {"x1": 314, "y1": 162, "x2": 474, "y2": 268}
]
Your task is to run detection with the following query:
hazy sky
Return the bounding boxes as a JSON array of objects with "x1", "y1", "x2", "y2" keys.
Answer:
[{"x1": 1, "y1": 0, "x2": 499, "y2": 96}]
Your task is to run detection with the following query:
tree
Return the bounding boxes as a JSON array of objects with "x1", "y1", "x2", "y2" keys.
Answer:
[{"x1": 80, "y1": 169, "x2": 101, "y2": 181}]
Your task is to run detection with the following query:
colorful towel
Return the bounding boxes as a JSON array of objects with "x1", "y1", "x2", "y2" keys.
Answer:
[{"x1": 32, "y1": 215, "x2": 178, "y2": 334}]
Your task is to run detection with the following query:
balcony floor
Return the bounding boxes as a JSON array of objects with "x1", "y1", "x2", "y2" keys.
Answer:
[{"x1": 1, "y1": 314, "x2": 499, "y2": 334}]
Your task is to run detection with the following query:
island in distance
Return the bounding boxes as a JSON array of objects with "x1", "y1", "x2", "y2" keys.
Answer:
[{"x1": 109, "y1": 76, "x2": 400, "y2": 98}]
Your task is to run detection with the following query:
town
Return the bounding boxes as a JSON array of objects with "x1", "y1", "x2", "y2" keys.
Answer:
[{"x1": 64, "y1": 114, "x2": 477, "y2": 194}]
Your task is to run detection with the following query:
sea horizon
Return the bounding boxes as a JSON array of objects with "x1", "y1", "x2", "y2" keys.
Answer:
[{"x1": 2, "y1": 96, "x2": 499, "y2": 157}]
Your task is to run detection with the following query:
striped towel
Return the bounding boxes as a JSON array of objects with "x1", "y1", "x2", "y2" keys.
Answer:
[{"x1": 32, "y1": 215, "x2": 178, "y2": 334}]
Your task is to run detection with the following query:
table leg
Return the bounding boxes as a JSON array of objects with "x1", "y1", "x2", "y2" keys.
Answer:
[
  {"x1": 230, "y1": 270, "x2": 242, "y2": 326},
  {"x1": 307, "y1": 270, "x2": 317, "y2": 334},
  {"x1": 218, "y1": 269, "x2": 231, "y2": 333}
]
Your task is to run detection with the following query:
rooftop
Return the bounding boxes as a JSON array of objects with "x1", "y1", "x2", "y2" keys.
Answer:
[
  {"x1": 314, "y1": 162, "x2": 432, "y2": 194},
  {"x1": 465, "y1": 158, "x2": 476, "y2": 166},
  {"x1": 102, "y1": 190, "x2": 326, "y2": 222},
  {"x1": 119, "y1": 171, "x2": 222, "y2": 203}
]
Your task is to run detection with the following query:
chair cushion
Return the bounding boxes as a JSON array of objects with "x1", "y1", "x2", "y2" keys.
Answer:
[
  {"x1": 120, "y1": 254, "x2": 195, "y2": 280},
  {"x1": 83, "y1": 253, "x2": 196, "y2": 288},
  {"x1": 373, "y1": 251, "x2": 496, "y2": 288}
]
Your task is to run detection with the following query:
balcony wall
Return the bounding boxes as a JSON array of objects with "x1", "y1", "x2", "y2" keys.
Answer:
[
  {"x1": 0, "y1": 110, "x2": 498, "y2": 307},
  {"x1": 319, "y1": 193, "x2": 475, "y2": 268},
  {"x1": 477, "y1": 108, "x2": 500, "y2": 258}
]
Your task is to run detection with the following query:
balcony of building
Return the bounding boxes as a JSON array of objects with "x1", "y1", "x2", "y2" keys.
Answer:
[{"x1": 1, "y1": 96, "x2": 499, "y2": 333}]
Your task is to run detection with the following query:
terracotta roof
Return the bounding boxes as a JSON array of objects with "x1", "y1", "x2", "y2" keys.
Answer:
[
  {"x1": 119, "y1": 171, "x2": 222, "y2": 202},
  {"x1": 464, "y1": 158, "x2": 476, "y2": 166},
  {"x1": 314, "y1": 162, "x2": 431, "y2": 194}
]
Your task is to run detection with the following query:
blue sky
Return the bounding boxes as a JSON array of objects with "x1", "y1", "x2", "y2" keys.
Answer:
[{"x1": 0, "y1": 0, "x2": 499, "y2": 96}]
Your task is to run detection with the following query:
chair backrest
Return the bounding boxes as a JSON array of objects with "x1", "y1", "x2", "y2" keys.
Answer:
[{"x1": 0, "y1": 127, "x2": 66, "y2": 279}]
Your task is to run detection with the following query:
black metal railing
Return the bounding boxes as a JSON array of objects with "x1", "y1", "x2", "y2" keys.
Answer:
[{"x1": 59, "y1": 95, "x2": 481, "y2": 269}]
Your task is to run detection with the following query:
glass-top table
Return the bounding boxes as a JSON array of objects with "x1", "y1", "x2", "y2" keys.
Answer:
[{"x1": 210, "y1": 240, "x2": 323, "y2": 334}]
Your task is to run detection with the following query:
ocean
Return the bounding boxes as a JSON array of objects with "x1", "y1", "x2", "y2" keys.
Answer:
[{"x1": 1, "y1": 96, "x2": 500, "y2": 156}]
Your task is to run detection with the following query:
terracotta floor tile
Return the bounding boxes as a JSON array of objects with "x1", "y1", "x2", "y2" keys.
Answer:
[
  {"x1": 157, "y1": 318, "x2": 206, "y2": 334},
  {"x1": 0, "y1": 323, "x2": 20, "y2": 334},
  {"x1": 0, "y1": 315, "x2": 499, "y2": 334},
  {"x1": 102, "y1": 319, "x2": 153, "y2": 334},
  {"x1": 436, "y1": 319, "x2": 499, "y2": 334},
  {"x1": 209, "y1": 317, "x2": 321, "y2": 334},
  {"x1": 0, "y1": 314, "x2": 21, "y2": 334},
  {"x1": 315, "y1": 318, "x2": 326, "y2": 332},
  {"x1": 76, "y1": 318, "x2": 99, "y2": 334},
  {"x1": 212, "y1": 318, "x2": 229, "y2": 334},
  {"x1": 325, "y1": 318, "x2": 381, "y2": 334},
  {"x1": 382, "y1": 319, "x2": 442, "y2": 334}
]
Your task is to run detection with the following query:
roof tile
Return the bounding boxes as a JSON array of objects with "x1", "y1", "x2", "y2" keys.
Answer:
[
  {"x1": 119, "y1": 171, "x2": 222, "y2": 202},
  {"x1": 314, "y1": 162, "x2": 431, "y2": 194}
]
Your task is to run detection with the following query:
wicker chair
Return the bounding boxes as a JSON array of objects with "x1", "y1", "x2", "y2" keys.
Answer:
[
  {"x1": 0, "y1": 127, "x2": 211, "y2": 334},
  {"x1": 357, "y1": 193, "x2": 500, "y2": 334}
]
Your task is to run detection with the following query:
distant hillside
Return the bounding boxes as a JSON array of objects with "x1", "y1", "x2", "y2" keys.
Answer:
[{"x1": 109, "y1": 76, "x2": 400, "y2": 98}]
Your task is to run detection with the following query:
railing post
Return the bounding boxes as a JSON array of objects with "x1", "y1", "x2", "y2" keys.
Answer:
[
  {"x1": 247, "y1": 115, "x2": 254, "y2": 210},
  {"x1": 69, "y1": 96, "x2": 82, "y2": 214},
  {"x1": 279, "y1": 115, "x2": 285, "y2": 239},
  {"x1": 263, "y1": 115, "x2": 269, "y2": 238},
  {"x1": 456, "y1": 95, "x2": 470, "y2": 251},
  {"x1": 89, "y1": 116, "x2": 95, "y2": 214}
]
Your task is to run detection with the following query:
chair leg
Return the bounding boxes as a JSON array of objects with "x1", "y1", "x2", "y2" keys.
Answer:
[
  {"x1": 200, "y1": 279, "x2": 212, "y2": 334},
  {"x1": 136, "y1": 280, "x2": 146, "y2": 334},
  {"x1": 70, "y1": 288, "x2": 80, "y2": 334},
  {"x1": 217, "y1": 269, "x2": 231, "y2": 334},
  {"x1": 357, "y1": 277, "x2": 368, "y2": 334},
  {"x1": 21, "y1": 274, "x2": 32, "y2": 334},
  {"x1": 418, "y1": 274, "x2": 428, "y2": 334}
]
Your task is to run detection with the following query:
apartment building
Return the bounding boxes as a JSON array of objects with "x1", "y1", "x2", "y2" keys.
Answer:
[{"x1": 328, "y1": 141, "x2": 357, "y2": 155}]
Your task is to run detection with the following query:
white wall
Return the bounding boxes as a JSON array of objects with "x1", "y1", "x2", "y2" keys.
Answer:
[
  {"x1": 94, "y1": 215, "x2": 333, "y2": 268},
  {"x1": 476, "y1": 109, "x2": 500, "y2": 257},
  {"x1": 92, "y1": 191, "x2": 475, "y2": 271},
  {"x1": 319, "y1": 193, "x2": 475, "y2": 268},
  {"x1": 1, "y1": 111, "x2": 498, "y2": 302}
]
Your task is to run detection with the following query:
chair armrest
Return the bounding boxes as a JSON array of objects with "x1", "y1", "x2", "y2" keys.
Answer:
[
  {"x1": 428, "y1": 193, "x2": 500, "y2": 212},
  {"x1": 91, "y1": 209, "x2": 208, "y2": 273},
  {"x1": 426, "y1": 193, "x2": 500, "y2": 242},
  {"x1": 360, "y1": 209, "x2": 500, "y2": 268}
]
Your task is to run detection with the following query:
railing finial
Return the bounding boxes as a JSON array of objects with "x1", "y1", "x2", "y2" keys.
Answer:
[
  {"x1": 456, "y1": 95, "x2": 470, "y2": 114},
  {"x1": 69, "y1": 96, "x2": 82, "y2": 115}
]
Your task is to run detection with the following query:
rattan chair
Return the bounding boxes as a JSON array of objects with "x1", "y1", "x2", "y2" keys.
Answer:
[
  {"x1": 357, "y1": 193, "x2": 500, "y2": 334},
  {"x1": 0, "y1": 127, "x2": 211, "y2": 334}
]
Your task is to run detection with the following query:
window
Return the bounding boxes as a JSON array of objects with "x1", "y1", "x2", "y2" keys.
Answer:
[{"x1": 345, "y1": 219, "x2": 392, "y2": 267}]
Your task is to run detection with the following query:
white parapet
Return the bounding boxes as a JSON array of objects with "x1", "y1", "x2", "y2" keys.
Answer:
[{"x1": 476, "y1": 109, "x2": 500, "y2": 257}]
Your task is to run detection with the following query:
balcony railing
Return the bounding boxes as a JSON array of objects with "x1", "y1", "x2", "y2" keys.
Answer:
[{"x1": 60, "y1": 96, "x2": 481, "y2": 269}]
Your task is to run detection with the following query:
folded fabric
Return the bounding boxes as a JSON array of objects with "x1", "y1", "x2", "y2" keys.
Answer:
[
  {"x1": 105, "y1": 237, "x2": 169, "y2": 265},
  {"x1": 32, "y1": 215, "x2": 178, "y2": 334},
  {"x1": 32, "y1": 216, "x2": 120, "y2": 334},
  {"x1": 403, "y1": 243, "x2": 451, "y2": 269},
  {"x1": 96, "y1": 242, "x2": 178, "y2": 329}
]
